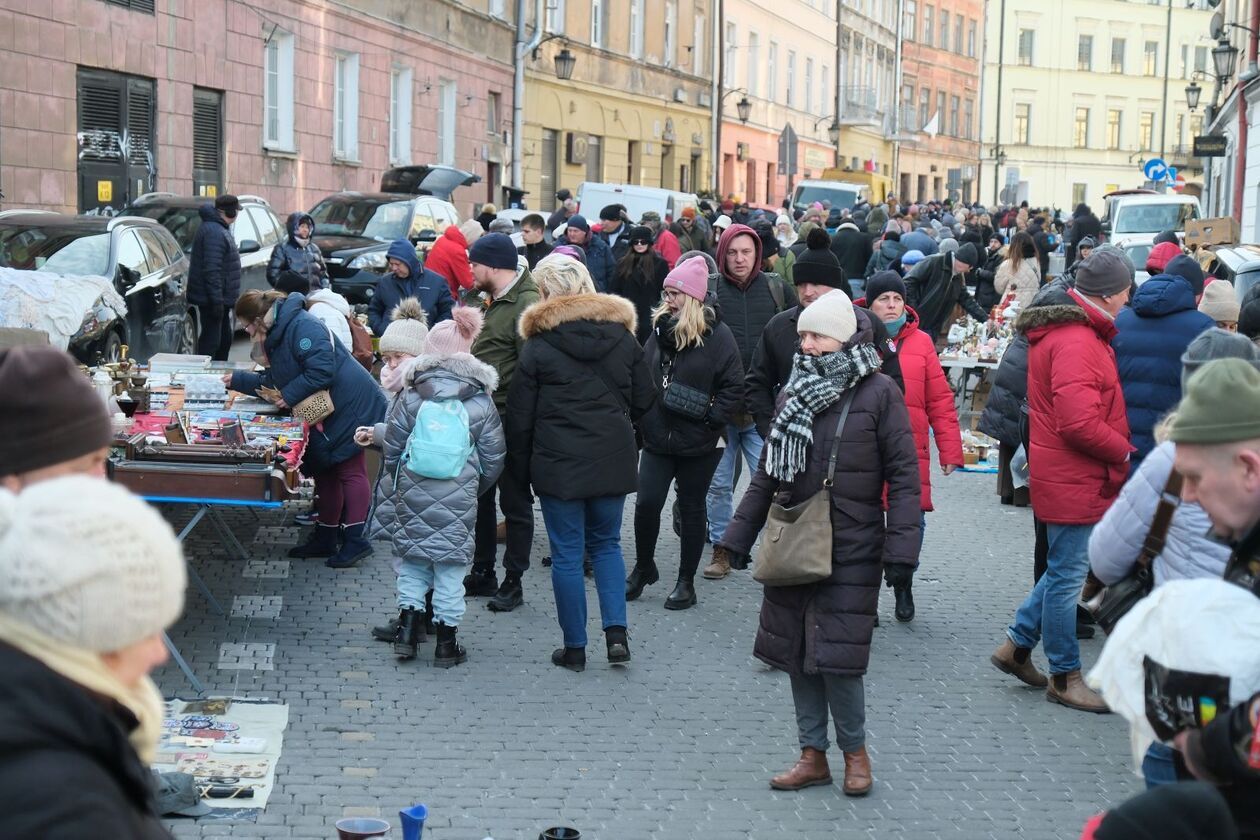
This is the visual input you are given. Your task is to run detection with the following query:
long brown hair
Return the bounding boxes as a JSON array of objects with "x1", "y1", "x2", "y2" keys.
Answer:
[
  {"x1": 234, "y1": 289, "x2": 286, "y2": 325},
  {"x1": 1006, "y1": 232, "x2": 1037, "y2": 275}
]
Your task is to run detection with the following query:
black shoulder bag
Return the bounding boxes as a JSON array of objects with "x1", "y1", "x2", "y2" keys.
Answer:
[{"x1": 659, "y1": 351, "x2": 713, "y2": 421}]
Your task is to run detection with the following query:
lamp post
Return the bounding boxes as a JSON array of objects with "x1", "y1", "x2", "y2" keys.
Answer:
[{"x1": 511, "y1": 0, "x2": 578, "y2": 196}]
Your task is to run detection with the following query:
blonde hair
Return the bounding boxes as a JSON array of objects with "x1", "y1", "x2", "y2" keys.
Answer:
[
  {"x1": 533, "y1": 253, "x2": 597, "y2": 299},
  {"x1": 235, "y1": 289, "x2": 286, "y2": 324},
  {"x1": 651, "y1": 294, "x2": 711, "y2": 349},
  {"x1": 459, "y1": 220, "x2": 484, "y2": 245}
]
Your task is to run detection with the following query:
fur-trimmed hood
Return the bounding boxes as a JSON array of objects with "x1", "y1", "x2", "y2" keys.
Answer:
[
  {"x1": 409, "y1": 351, "x2": 499, "y2": 398},
  {"x1": 518, "y1": 292, "x2": 637, "y2": 340},
  {"x1": 1014, "y1": 302, "x2": 1088, "y2": 333}
]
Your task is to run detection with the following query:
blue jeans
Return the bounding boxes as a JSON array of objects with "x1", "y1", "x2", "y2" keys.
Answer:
[
  {"x1": 1142, "y1": 743, "x2": 1180, "y2": 789},
  {"x1": 1007, "y1": 523, "x2": 1093, "y2": 674},
  {"x1": 539, "y1": 495, "x2": 629, "y2": 648},
  {"x1": 397, "y1": 560, "x2": 466, "y2": 626},
  {"x1": 705, "y1": 421, "x2": 765, "y2": 544}
]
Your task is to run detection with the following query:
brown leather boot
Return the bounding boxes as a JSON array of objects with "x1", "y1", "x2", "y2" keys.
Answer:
[
  {"x1": 703, "y1": 545, "x2": 732, "y2": 580},
  {"x1": 990, "y1": 638, "x2": 1048, "y2": 688},
  {"x1": 1046, "y1": 670, "x2": 1110, "y2": 713},
  {"x1": 842, "y1": 746, "x2": 873, "y2": 797},
  {"x1": 769, "y1": 747, "x2": 832, "y2": 790}
]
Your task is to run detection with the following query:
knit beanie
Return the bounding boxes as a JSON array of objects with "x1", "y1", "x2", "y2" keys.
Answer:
[
  {"x1": 600, "y1": 204, "x2": 626, "y2": 222},
  {"x1": 468, "y1": 233, "x2": 518, "y2": 270},
  {"x1": 901, "y1": 249, "x2": 926, "y2": 266},
  {"x1": 1153, "y1": 229, "x2": 1180, "y2": 246},
  {"x1": 1170, "y1": 358, "x2": 1260, "y2": 443},
  {"x1": 939, "y1": 237, "x2": 960, "y2": 254},
  {"x1": 566, "y1": 214, "x2": 590, "y2": 233},
  {"x1": 377, "y1": 298, "x2": 429, "y2": 355},
  {"x1": 424, "y1": 306, "x2": 484, "y2": 357},
  {"x1": 776, "y1": 214, "x2": 793, "y2": 228},
  {"x1": 953, "y1": 242, "x2": 980, "y2": 268},
  {"x1": 1075, "y1": 249, "x2": 1133, "y2": 297},
  {"x1": 1198, "y1": 280, "x2": 1241, "y2": 324},
  {"x1": 0, "y1": 476, "x2": 186, "y2": 651},
  {"x1": 792, "y1": 228, "x2": 847, "y2": 291},
  {"x1": 1095, "y1": 781, "x2": 1237, "y2": 840},
  {"x1": 713, "y1": 214, "x2": 733, "y2": 230},
  {"x1": 627, "y1": 225, "x2": 654, "y2": 246},
  {"x1": 662, "y1": 257, "x2": 710, "y2": 303},
  {"x1": 865, "y1": 271, "x2": 907, "y2": 304},
  {"x1": 1180, "y1": 327, "x2": 1260, "y2": 390},
  {"x1": 1165, "y1": 254, "x2": 1206, "y2": 296},
  {"x1": 1240, "y1": 285, "x2": 1260, "y2": 340},
  {"x1": 1092, "y1": 244, "x2": 1137, "y2": 281},
  {"x1": 1077, "y1": 236, "x2": 1096, "y2": 251},
  {"x1": 798, "y1": 289, "x2": 858, "y2": 344},
  {"x1": 1146, "y1": 241, "x2": 1183, "y2": 275},
  {"x1": 0, "y1": 345, "x2": 111, "y2": 477}
]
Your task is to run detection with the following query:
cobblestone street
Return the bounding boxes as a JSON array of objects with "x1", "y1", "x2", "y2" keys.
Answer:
[{"x1": 158, "y1": 465, "x2": 1142, "y2": 839}]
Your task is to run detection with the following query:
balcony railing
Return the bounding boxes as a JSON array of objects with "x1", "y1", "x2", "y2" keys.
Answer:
[{"x1": 839, "y1": 86, "x2": 885, "y2": 126}]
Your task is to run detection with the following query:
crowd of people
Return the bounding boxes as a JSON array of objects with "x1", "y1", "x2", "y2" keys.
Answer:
[{"x1": 5, "y1": 182, "x2": 1260, "y2": 836}]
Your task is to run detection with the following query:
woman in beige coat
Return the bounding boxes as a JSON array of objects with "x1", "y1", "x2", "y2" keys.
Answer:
[{"x1": 994, "y1": 231, "x2": 1041, "y2": 312}]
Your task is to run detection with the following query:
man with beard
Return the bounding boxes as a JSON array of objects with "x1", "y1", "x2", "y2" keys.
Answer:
[{"x1": 464, "y1": 234, "x2": 541, "y2": 612}]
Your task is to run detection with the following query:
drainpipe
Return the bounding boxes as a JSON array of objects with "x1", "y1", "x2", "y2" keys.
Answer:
[
  {"x1": 512, "y1": 0, "x2": 546, "y2": 192},
  {"x1": 713, "y1": 0, "x2": 724, "y2": 195},
  {"x1": 992, "y1": 0, "x2": 1006, "y2": 206},
  {"x1": 1233, "y1": 0, "x2": 1259, "y2": 224},
  {"x1": 892, "y1": 0, "x2": 904, "y2": 192}
]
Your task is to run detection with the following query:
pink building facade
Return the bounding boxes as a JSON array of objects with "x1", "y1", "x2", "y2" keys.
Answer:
[{"x1": 0, "y1": 0, "x2": 515, "y2": 219}]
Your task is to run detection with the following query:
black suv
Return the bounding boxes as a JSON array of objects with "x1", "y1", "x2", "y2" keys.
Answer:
[{"x1": 0, "y1": 212, "x2": 196, "y2": 363}]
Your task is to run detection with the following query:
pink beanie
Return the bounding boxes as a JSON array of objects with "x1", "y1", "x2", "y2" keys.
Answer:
[
  {"x1": 663, "y1": 256, "x2": 709, "y2": 303},
  {"x1": 424, "y1": 306, "x2": 484, "y2": 356}
]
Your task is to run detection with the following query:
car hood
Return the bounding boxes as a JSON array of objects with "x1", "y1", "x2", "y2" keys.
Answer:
[{"x1": 313, "y1": 235, "x2": 388, "y2": 258}]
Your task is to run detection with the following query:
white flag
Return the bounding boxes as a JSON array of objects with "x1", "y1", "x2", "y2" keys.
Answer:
[{"x1": 923, "y1": 112, "x2": 939, "y2": 138}]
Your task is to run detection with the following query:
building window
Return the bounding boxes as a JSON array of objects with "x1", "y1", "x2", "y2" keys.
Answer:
[
  {"x1": 939, "y1": 10, "x2": 949, "y2": 51},
  {"x1": 937, "y1": 90, "x2": 946, "y2": 129},
  {"x1": 693, "y1": 14, "x2": 705, "y2": 75},
  {"x1": 1144, "y1": 40, "x2": 1159, "y2": 76},
  {"x1": 954, "y1": 15, "x2": 963, "y2": 55},
  {"x1": 630, "y1": 0, "x2": 644, "y2": 59},
  {"x1": 1139, "y1": 111, "x2": 1154, "y2": 151},
  {"x1": 663, "y1": 1, "x2": 676, "y2": 67},
  {"x1": 1072, "y1": 183, "x2": 1087, "y2": 206},
  {"x1": 963, "y1": 98, "x2": 974, "y2": 139},
  {"x1": 1106, "y1": 108, "x2": 1121, "y2": 149},
  {"x1": 590, "y1": 0, "x2": 604, "y2": 48},
  {"x1": 263, "y1": 29, "x2": 295, "y2": 151},
  {"x1": 923, "y1": 6, "x2": 934, "y2": 48},
  {"x1": 1013, "y1": 102, "x2": 1030, "y2": 144},
  {"x1": 540, "y1": 128, "x2": 558, "y2": 200},
  {"x1": 822, "y1": 64, "x2": 830, "y2": 119},
  {"x1": 805, "y1": 57, "x2": 814, "y2": 114},
  {"x1": 103, "y1": 0, "x2": 155, "y2": 12},
  {"x1": 1111, "y1": 38, "x2": 1125, "y2": 73},
  {"x1": 746, "y1": 32, "x2": 759, "y2": 96},
  {"x1": 768, "y1": 41, "x2": 778, "y2": 99},
  {"x1": 437, "y1": 78, "x2": 456, "y2": 165},
  {"x1": 787, "y1": 50, "x2": 796, "y2": 108},
  {"x1": 1175, "y1": 113, "x2": 1185, "y2": 147},
  {"x1": 1073, "y1": 107, "x2": 1089, "y2": 148},
  {"x1": 586, "y1": 134, "x2": 602, "y2": 182},
  {"x1": 1078, "y1": 35, "x2": 1093, "y2": 71},
  {"x1": 967, "y1": 19, "x2": 976, "y2": 57},
  {"x1": 949, "y1": 95, "x2": 959, "y2": 135},
  {"x1": 1194, "y1": 45, "x2": 1208, "y2": 74},
  {"x1": 487, "y1": 90, "x2": 500, "y2": 136},
  {"x1": 904, "y1": 0, "x2": 917, "y2": 41},
  {"x1": 919, "y1": 87, "x2": 930, "y2": 129},
  {"x1": 1017, "y1": 29, "x2": 1034, "y2": 66},
  {"x1": 1181, "y1": 43, "x2": 1189, "y2": 78},
  {"x1": 489, "y1": 0, "x2": 505, "y2": 18},
  {"x1": 389, "y1": 66, "x2": 413, "y2": 165},
  {"x1": 333, "y1": 52, "x2": 359, "y2": 161},
  {"x1": 546, "y1": 0, "x2": 566, "y2": 33},
  {"x1": 724, "y1": 22, "x2": 736, "y2": 86}
]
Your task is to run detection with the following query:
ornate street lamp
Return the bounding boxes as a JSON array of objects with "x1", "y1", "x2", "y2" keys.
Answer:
[
  {"x1": 736, "y1": 95, "x2": 752, "y2": 123},
  {"x1": 827, "y1": 120, "x2": 841, "y2": 144},
  {"x1": 1213, "y1": 38, "x2": 1239, "y2": 80},
  {"x1": 554, "y1": 48, "x2": 576, "y2": 81},
  {"x1": 1185, "y1": 79, "x2": 1203, "y2": 111}
]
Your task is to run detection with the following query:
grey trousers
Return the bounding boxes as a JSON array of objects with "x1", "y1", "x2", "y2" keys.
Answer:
[{"x1": 789, "y1": 673, "x2": 866, "y2": 753}]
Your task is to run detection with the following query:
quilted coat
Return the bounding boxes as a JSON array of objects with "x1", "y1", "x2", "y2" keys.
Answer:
[
  {"x1": 1088, "y1": 441, "x2": 1231, "y2": 587},
  {"x1": 719, "y1": 324, "x2": 921, "y2": 677},
  {"x1": 994, "y1": 256, "x2": 1040, "y2": 311},
  {"x1": 266, "y1": 212, "x2": 328, "y2": 291},
  {"x1": 1020, "y1": 287, "x2": 1133, "y2": 525},
  {"x1": 229, "y1": 293, "x2": 387, "y2": 476},
  {"x1": 423, "y1": 225, "x2": 475, "y2": 298},
  {"x1": 1112, "y1": 274, "x2": 1215, "y2": 467},
  {"x1": 368, "y1": 352, "x2": 505, "y2": 565},
  {"x1": 187, "y1": 204, "x2": 241, "y2": 308}
]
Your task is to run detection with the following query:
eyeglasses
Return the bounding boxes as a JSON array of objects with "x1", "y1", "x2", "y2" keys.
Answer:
[{"x1": 662, "y1": 289, "x2": 684, "y2": 300}]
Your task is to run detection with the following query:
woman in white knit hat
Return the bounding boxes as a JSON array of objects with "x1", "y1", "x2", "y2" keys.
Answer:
[
  {"x1": 1199, "y1": 279, "x2": 1242, "y2": 332},
  {"x1": 0, "y1": 476, "x2": 185, "y2": 838}
]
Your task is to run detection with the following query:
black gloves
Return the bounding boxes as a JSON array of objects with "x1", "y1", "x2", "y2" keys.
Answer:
[{"x1": 884, "y1": 564, "x2": 915, "y2": 589}]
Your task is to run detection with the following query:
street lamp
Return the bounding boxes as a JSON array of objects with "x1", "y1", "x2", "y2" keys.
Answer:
[
  {"x1": 1213, "y1": 38, "x2": 1239, "y2": 80},
  {"x1": 736, "y1": 95, "x2": 751, "y2": 123},
  {"x1": 553, "y1": 48, "x2": 576, "y2": 81},
  {"x1": 828, "y1": 120, "x2": 841, "y2": 144},
  {"x1": 1185, "y1": 79, "x2": 1203, "y2": 112}
]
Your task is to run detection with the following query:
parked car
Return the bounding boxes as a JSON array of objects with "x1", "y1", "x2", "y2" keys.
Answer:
[
  {"x1": 379, "y1": 165, "x2": 481, "y2": 201},
  {"x1": 0, "y1": 213, "x2": 198, "y2": 363},
  {"x1": 306, "y1": 192, "x2": 460, "y2": 304},
  {"x1": 1203, "y1": 244, "x2": 1260, "y2": 302}
]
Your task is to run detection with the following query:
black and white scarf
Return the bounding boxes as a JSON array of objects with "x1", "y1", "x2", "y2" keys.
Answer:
[{"x1": 764, "y1": 343, "x2": 883, "y2": 481}]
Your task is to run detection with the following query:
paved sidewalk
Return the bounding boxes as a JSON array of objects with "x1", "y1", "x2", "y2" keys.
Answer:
[{"x1": 159, "y1": 466, "x2": 1141, "y2": 839}]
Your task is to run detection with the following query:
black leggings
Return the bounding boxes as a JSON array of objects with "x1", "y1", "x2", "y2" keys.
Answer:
[{"x1": 634, "y1": 448, "x2": 723, "y2": 581}]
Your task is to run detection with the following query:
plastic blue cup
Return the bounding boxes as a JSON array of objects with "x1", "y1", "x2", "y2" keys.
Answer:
[{"x1": 400, "y1": 803, "x2": 428, "y2": 840}]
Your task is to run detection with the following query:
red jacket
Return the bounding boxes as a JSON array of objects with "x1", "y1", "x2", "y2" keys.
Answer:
[
  {"x1": 1022, "y1": 288, "x2": 1133, "y2": 525},
  {"x1": 856, "y1": 302, "x2": 962, "y2": 511},
  {"x1": 654, "y1": 228, "x2": 682, "y2": 269},
  {"x1": 424, "y1": 227, "x2": 474, "y2": 297}
]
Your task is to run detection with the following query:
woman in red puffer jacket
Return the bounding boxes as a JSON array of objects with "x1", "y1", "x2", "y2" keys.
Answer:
[
  {"x1": 424, "y1": 222, "x2": 480, "y2": 299},
  {"x1": 857, "y1": 271, "x2": 963, "y2": 621}
]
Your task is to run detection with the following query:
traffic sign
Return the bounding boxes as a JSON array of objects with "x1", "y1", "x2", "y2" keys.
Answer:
[
  {"x1": 1172, "y1": 174, "x2": 1187, "y2": 193},
  {"x1": 1143, "y1": 158, "x2": 1169, "y2": 182}
]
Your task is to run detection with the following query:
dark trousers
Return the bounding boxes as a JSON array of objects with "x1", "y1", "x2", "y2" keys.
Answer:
[
  {"x1": 1034, "y1": 517, "x2": 1048, "y2": 582},
  {"x1": 634, "y1": 448, "x2": 723, "y2": 581},
  {"x1": 473, "y1": 454, "x2": 534, "y2": 576},
  {"x1": 196, "y1": 304, "x2": 233, "y2": 361}
]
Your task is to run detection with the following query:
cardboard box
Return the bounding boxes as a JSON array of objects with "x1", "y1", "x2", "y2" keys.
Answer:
[{"x1": 1185, "y1": 217, "x2": 1241, "y2": 249}]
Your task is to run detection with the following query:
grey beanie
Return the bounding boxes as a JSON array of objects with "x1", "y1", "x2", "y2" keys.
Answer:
[
  {"x1": 1090, "y1": 244, "x2": 1136, "y2": 281},
  {"x1": 1075, "y1": 249, "x2": 1133, "y2": 297},
  {"x1": 939, "y1": 237, "x2": 959, "y2": 254},
  {"x1": 1181, "y1": 327, "x2": 1260, "y2": 391}
]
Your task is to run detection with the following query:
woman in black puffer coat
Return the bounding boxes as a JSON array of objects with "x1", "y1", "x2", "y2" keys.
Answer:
[
  {"x1": 627, "y1": 257, "x2": 745, "y2": 610},
  {"x1": 718, "y1": 289, "x2": 919, "y2": 798},
  {"x1": 607, "y1": 226, "x2": 669, "y2": 345}
]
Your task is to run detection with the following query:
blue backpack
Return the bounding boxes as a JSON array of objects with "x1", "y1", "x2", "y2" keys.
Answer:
[{"x1": 399, "y1": 398, "x2": 474, "y2": 480}]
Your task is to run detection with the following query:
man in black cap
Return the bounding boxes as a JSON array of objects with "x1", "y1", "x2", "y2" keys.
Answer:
[
  {"x1": 905, "y1": 241, "x2": 989, "y2": 344},
  {"x1": 598, "y1": 203, "x2": 630, "y2": 262},
  {"x1": 188, "y1": 194, "x2": 243, "y2": 360}
]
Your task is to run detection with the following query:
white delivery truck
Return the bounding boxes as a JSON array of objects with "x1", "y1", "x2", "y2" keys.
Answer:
[{"x1": 575, "y1": 183, "x2": 700, "y2": 223}]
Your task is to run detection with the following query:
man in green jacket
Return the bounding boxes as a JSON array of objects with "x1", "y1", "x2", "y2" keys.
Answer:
[{"x1": 466, "y1": 234, "x2": 541, "y2": 612}]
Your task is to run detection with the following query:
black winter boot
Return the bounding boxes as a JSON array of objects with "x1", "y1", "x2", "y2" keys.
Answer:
[
  {"x1": 326, "y1": 524, "x2": 372, "y2": 568},
  {"x1": 288, "y1": 524, "x2": 340, "y2": 558},
  {"x1": 551, "y1": 646, "x2": 586, "y2": 672},
  {"x1": 625, "y1": 562, "x2": 659, "y2": 601},
  {"x1": 393, "y1": 608, "x2": 421, "y2": 659},
  {"x1": 487, "y1": 573, "x2": 524, "y2": 612},
  {"x1": 605, "y1": 626, "x2": 631, "y2": 664},
  {"x1": 663, "y1": 579, "x2": 697, "y2": 610},
  {"x1": 371, "y1": 616, "x2": 399, "y2": 642},
  {"x1": 433, "y1": 622, "x2": 467, "y2": 668},
  {"x1": 463, "y1": 568, "x2": 498, "y2": 597},
  {"x1": 893, "y1": 583, "x2": 915, "y2": 622}
]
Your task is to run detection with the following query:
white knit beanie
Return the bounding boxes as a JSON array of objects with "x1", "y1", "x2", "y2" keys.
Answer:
[
  {"x1": 0, "y1": 477, "x2": 186, "y2": 651},
  {"x1": 378, "y1": 297, "x2": 429, "y2": 355},
  {"x1": 1199, "y1": 279, "x2": 1241, "y2": 324},
  {"x1": 797, "y1": 289, "x2": 858, "y2": 344}
]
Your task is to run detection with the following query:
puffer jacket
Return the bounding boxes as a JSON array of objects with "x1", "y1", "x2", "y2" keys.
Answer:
[
  {"x1": 719, "y1": 338, "x2": 920, "y2": 677},
  {"x1": 369, "y1": 353, "x2": 505, "y2": 564},
  {"x1": 1113, "y1": 274, "x2": 1215, "y2": 467},
  {"x1": 187, "y1": 204, "x2": 241, "y2": 307},
  {"x1": 506, "y1": 293, "x2": 656, "y2": 500},
  {"x1": 230, "y1": 293, "x2": 387, "y2": 476},
  {"x1": 829, "y1": 223, "x2": 871, "y2": 282},
  {"x1": 639, "y1": 308, "x2": 745, "y2": 457},
  {"x1": 905, "y1": 252, "x2": 988, "y2": 341},
  {"x1": 1088, "y1": 441, "x2": 1231, "y2": 586},
  {"x1": 994, "y1": 256, "x2": 1041, "y2": 311},
  {"x1": 305, "y1": 288, "x2": 353, "y2": 350},
  {"x1": 469, "y1": 260, "x2": 539, "y2": 415},
  {"x1": 864, "y1": 238, "x2": 907, "y2": 278},
  {"x1": 367, "y1": 241, "x2": 454, "y2": 336},
  {"x1": 266, "y1": 211, "x2": 328, "y2": 291},
  {"x1": 423, "y1": 225, "x2": 475, "y2": 298},
  {"x1": 1021, "y1": 287, "x2": 1133, "y2": 525},
  {"x1": 581, "y1": 232, "x2": 617, "y2": 292}
]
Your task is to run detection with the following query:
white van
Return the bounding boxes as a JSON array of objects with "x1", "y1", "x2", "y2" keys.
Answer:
[
  {"x1": 575, "y1": 183, "x2": 699, "y2": 224},
  {"x1": 790, "y1": 179, "x2": 868, "y2": 214},
  {"x1": 1102, "y1": 191, "x2": 1202, "y2": 249}
]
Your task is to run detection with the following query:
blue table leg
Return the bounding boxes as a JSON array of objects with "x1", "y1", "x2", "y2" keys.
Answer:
[{"x1": 207, "y1": 505, "x2": 251, "y2": 561}]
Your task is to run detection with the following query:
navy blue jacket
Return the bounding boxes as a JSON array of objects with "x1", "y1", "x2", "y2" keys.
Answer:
[
  {"x1": 187, "y1": 205, "x2": 241, "y2": 307},
  {"x1": 900, "y1": 229, "x2": 939, "y2": 256},
  {"x1": 367, "y1": 240, "x2": 454, "y2": 336},
  {"x1": 230, "y1": 294, "x2": 386, "y2": 475},
  {"x1": 1113, "y1": 274, "x2": 1215, "y2": 467},
  {"x1": 582, "y1": 233, "x2": 616, "y2": 292}
]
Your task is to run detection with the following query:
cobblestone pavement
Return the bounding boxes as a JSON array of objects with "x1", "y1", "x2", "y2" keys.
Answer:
[{"x1": 158, "y1": 464, "x2": 1142, "y2": 840}]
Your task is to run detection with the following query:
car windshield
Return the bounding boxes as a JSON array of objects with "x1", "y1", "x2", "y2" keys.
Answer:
[
  {"x1": 1114, "y1": 202, "x2": 1197, "y2": 234},
  {"x1": 793, "y1": 185, "x2": 859, "y2": 211},
  {"x1": 309, "y1": 198, "x2": 414, "y2": 241},
  {"x1": 1124, "y1": 244, "x2": 1152, "y2": 269},
  {"x1": 126, "y1": 206, "x2": 202, "y2": 252},
  {"x1": 0, "y1": 224, "x2": 111, "y2": 275}
]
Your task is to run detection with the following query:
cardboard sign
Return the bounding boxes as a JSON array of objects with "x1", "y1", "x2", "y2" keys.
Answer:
[{"x1": 1185, "y1": 217, "x2": 1241, "y2": 249}]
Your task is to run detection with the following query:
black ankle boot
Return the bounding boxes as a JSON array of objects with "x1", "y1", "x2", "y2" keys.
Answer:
[
  {"x1": 488, "y1": 573, "x2": 524, "y2": 612},
  {"x1": 625, "y1": 563, "x2": 659, "y2": 601},
  {"x1": 551, "y1": 646, "x2": 586, "y2": 672},
  {"x1": 288, "y1": 524, "x2": 340, "y2": 558},
  {"x1": 393, "y1": 608, "x2": 421, "y2": 659},
  {"x1": 664, "y1": 579, "x2": 696, "y2": 610},
  {"x1": 371, "y1": 616, "x2": 399, "y2": 642},
  {"x1": 326, "y1": 523, "x2": 372, "y2": 568},
  {"x1": 463, "y1": 568, "x2": 498, "y2": 597},
  {"x1": 433, "y1": 622, "x2": 467, "y2": 668},
  {"x1": 894, "y1": 583, "x2": 915, "y2": 622},
  {"x1": 605, "y1": 626, "x2": 631, "y2": 664}
]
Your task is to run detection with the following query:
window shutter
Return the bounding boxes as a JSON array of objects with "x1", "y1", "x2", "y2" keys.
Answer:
[
  {"x1": 78, "y1": 77, "x2": 123, "y2": 161},
  {"x1": 193, "y1": 89, "x2": 223, "y2": 172},
  {"x1": 126, "y1": 78, "x2": 155, "y2": 167}
]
